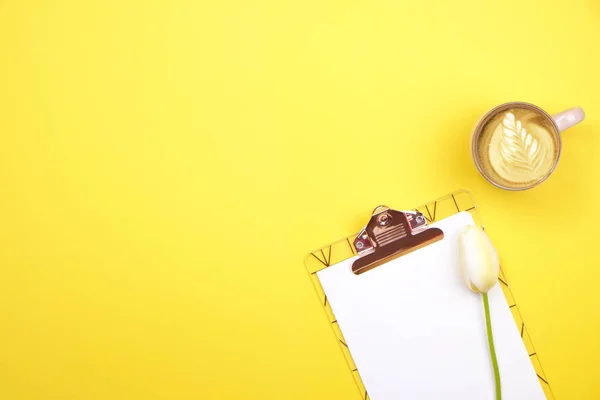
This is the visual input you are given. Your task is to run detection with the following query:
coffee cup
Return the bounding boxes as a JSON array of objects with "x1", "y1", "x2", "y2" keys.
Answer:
[{"x1": 472, "y1": 102, "x2": 584, "y2": 190}]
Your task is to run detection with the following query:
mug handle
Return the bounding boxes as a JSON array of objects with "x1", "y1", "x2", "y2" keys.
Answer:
[{"x1": 552, "y1": 107, "x2": 585, "y2": 132}]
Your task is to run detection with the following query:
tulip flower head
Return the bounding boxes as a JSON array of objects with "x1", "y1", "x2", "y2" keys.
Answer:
[{"x1": 459, "y1": 225, "x2": 500, "y2": 293}]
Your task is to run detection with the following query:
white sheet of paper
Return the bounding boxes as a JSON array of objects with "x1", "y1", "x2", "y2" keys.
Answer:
[{"x1": 317, "y1": 212, "x2": 545, "y2": 400}]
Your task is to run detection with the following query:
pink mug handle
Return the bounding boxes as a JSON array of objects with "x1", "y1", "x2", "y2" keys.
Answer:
[{"x1": 552, "y1": 107, "x2": 585, "y2": 132}]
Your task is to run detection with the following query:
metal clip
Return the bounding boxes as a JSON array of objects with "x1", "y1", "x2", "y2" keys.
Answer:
[{"x1": 352, "y1": 206, "x2": 444, "y2": 275}]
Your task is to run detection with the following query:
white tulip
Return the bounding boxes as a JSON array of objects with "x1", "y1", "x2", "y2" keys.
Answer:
[
  {"x1": 459, "y1": 224, "x2": 503, "y2": 399},
  {"x1": 458, "y1": 225, "x2": 500, "y2": 293}
]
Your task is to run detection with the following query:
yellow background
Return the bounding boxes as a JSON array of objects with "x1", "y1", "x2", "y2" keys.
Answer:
[{"x1": 0, "y1": 0, "x2": 598, "y2": 398}]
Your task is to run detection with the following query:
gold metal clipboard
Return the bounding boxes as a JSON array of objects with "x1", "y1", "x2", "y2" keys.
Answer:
[{"x1": 304, "y1": 190, "x2": 554, "y2": 400}]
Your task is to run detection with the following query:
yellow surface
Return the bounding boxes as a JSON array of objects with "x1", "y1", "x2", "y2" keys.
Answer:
[{"x1": 0, "y1": 0, "x2": 598, "y2": 398}]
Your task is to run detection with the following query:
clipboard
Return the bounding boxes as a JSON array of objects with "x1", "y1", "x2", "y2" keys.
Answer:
[{"x1": 305, "y1": 190, "x2": 554, "y2": 400}]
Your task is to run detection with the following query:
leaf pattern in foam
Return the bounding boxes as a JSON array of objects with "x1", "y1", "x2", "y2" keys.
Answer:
[{"x1": 499, "y1": 112, "x2": 545, "y2": 173}]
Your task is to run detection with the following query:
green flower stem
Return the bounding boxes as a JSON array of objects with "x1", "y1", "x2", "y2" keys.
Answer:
[{"x1": 483, "y1": 292, "x2": 501, "y2": 400}]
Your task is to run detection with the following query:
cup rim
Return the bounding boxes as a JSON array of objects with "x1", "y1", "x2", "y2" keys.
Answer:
[{"x1": 471, "y1": 101, "x2": 562, "y2": 191}]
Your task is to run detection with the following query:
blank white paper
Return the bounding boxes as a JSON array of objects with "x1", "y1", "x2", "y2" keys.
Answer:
[{"x1": 317, "y1": 212, "x2": 545, "y2": 400}]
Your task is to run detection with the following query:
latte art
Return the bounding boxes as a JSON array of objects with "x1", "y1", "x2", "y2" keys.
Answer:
[
  {"x1": 475, "y1": 106, "x2": 560, "y2": 189},
  {"x1": 489, "y1": 112, "x2": 555, "y2": 184}
]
